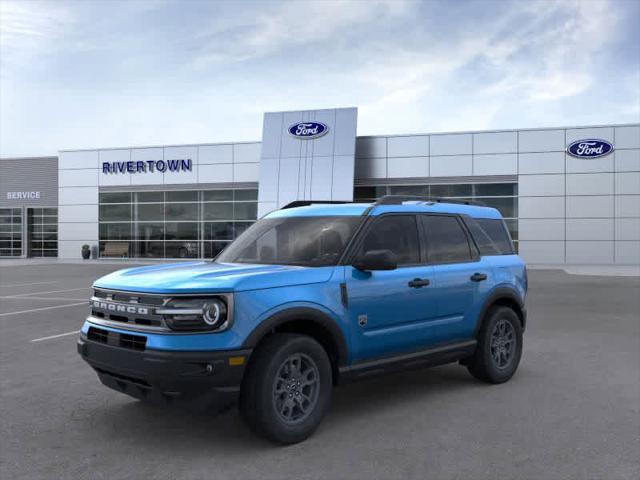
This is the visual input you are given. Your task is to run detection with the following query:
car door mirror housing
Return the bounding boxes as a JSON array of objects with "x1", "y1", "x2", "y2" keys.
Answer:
[{"x1": 353, "y1": 249, "x2": 398, "y2": 271}]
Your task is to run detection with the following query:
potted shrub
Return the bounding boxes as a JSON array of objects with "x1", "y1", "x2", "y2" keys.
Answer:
[{"x1": 81, "y1": 244, "x2": 91, "y2": 260}]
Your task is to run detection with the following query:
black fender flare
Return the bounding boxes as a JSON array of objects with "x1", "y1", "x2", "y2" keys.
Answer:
[
  {"x1": 474, "y1": 287, "x2": 526, "y2": 335},
  {"x1": 241, "y1": 307, "x2": 349, "y2": 366}
]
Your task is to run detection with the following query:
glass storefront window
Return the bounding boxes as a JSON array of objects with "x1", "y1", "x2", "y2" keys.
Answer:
[
  {"x1": 353, "y1": 182, "x2": 518, "y2": 251},
  {"x1": 99, "y1": 189, "x2": 257, "y2": 258},
  {"x1": 0, "y1": 208, "x2": 23, "y2": 257},
  {"x1": 27, "y1": 208, "x2": 57, "y2": 257}
]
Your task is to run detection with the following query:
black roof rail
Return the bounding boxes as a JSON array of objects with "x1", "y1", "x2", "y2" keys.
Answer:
[
  {"x1": 374, "y1": 195, "x2": 486, "y2": 207},
  {"x1": 280, "y1": 200, "x2": 352, "y2": 210}
]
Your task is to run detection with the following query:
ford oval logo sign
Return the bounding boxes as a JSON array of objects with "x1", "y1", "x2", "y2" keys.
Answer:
[
  {"x1": 567, "y1": 139, "x2": 614, "y2": 159},
  {"x1": 288, "y1": 122, "x2": 329, "y2": 139}
]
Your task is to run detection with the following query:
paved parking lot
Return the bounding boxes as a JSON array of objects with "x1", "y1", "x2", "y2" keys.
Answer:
[{"x1": 1, "y1": 261, "x2": 638, "y2": 480}]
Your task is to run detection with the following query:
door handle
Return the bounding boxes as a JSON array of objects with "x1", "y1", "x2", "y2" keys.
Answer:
[
  {"x1": 408, "y1": 278, "x2": 430, "y2": 288},
  {"x1": 470, "y1": 272, "x2": 487, "y2": 282}
]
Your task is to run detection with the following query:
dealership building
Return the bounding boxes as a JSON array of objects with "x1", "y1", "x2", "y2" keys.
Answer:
[{"x1": 1, "y1": 107, "x2": 639, "y2": 264}]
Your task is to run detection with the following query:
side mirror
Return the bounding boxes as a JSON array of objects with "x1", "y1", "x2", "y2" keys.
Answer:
[{"x1": 353, "y1": 249, "x2": 398, "y2": 271}]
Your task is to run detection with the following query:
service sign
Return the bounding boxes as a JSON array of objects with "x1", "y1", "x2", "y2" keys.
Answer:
[
  {"x1": 566, "y1": 139, "x2": 613, "y2": 159},
  {"x1": 288, "y1": 122, "x2": 329, "y2": 139}
]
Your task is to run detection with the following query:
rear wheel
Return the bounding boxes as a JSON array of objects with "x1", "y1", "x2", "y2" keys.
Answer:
[
  {"x1": 467, "y1": 306, "x2": 522, "y2": 384},
  {"x1": 239, "y1": 333, "x2": 332, "y2": 444}
]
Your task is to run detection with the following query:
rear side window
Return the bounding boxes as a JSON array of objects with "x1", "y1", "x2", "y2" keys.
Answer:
[
  {"x1": 359, "y1": 215, "x2": 420, "y2": 265},
  {"x1": 466, "y1": 217, "x2": 515, "y2": 255},
  {"x1": 420, "y1": 215, "x2": 473, "y2": 264}
]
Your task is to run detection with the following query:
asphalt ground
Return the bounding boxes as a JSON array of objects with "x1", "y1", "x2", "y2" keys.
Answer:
[{"x1": 0, "y1": 262, "x2": 638, "y2": 480}]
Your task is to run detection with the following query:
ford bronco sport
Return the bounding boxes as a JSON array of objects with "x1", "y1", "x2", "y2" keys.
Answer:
[{"x1": 78, "y1": 196, "x2": 527, "y2": 444}]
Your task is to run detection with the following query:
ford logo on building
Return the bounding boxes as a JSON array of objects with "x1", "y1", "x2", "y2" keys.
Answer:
[
  {"x1": 288, "y1": 122, "x2": 329, "y2": 139},
  {"x1": 567, "y1": 139, "x2": 614, "y2": 159}
]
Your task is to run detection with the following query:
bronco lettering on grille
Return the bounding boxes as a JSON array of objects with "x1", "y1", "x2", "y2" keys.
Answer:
[{"x1": 92, "y1": 300, "x2": 149, "y2": 315}]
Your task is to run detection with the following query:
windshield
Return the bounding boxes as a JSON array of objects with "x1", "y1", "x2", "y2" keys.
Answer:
[{"x1": 216, "y1": 216, "x2": 362, "y2": 266}]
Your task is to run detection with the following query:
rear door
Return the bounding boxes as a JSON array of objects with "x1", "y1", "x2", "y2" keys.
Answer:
[{"x1": 419, "y1": 214, "x2": 491, "y2": 342}]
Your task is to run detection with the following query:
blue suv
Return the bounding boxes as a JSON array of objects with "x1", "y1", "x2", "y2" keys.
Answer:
[{"x1": 78, "y1": 196, "x2": 527, "y2": 444}]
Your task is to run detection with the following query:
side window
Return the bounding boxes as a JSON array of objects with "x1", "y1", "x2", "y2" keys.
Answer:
[
  {"x1": 475, "y1": 218, "x2": 514, "y2": 255},
  {"x1": 420, "y1": 215, "x2": 473, "y2": 264},
  {"x1": 359, "y1": 215, "x2": 420, "y2": 265}
]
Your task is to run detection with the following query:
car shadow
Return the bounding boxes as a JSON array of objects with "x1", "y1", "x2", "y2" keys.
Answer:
[{"x1": 89, "y1": 363, "x2": 481, "y2": 453}]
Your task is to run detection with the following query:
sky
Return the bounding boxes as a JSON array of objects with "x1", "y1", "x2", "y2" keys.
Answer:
[{"x1": 0, "y1": 0, "x2": 638, "y2": 157}]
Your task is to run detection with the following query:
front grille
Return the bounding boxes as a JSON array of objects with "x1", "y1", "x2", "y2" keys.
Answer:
[
  {"x1": 120, "y1": 333, "x2": 147, "y2": 351},
  {"x1": 88, "y1": 326, "x2": 108, "y2": 344},
  {"x1": 90, "y1": 288, "x2": 168, "y2": 331},
  {"x1": 86, "y1": 326, "x2": 147, "y2": 351}
]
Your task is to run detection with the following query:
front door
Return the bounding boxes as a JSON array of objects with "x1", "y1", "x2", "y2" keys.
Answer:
[{"x1": 345, "y1": 215, "x2": 439, "y2": 362}]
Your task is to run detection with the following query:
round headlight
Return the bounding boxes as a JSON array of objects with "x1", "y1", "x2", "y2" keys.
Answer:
[{"x1": 203, "y1": 299, "x2": 227, "y2": 327}]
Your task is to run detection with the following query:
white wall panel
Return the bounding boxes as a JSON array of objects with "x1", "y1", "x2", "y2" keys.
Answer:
[
  {"x1": 356, "y1": 137, "x2": 386, "y2": 158},
  {"x1": 567, "y1": 153, "x2": 614, "y2": 173},
  {"x1": 519, "y1": 197, "x2": 565, "y2": 218},
  {"x1": 59, "y1": 240, "x2": 97, "y2": 259},
  {"x1": 615, "y1": 218, "x2": 640, "y2": 240},
  {"x1": 518, "y1": 152, "x2": 565, "y2": 175},
  {"x1": 98, "y1": 149, "x2": 132, "y2": 186},
  {"x1": 615, "y1": 196, "x2": 640, "y2": 217},
  {"x1": 387, "y1": 135, "x2": 429, "y2": 157},
  {"x1": 387, "y1": 157, "x2": 428, "y2": 178},
  {"x1": 198, "y1": 163, "x2": 233, "y2": 183},
  {"x1": 277, "y1": 156, "x2": 301, "y2": 206},
  {"x1": 334, "y1": 108, "x2": 359, "y2": 156},
  {"x1": 58, "y1": 205, "x2": 98, "y2": 223},
  {"x1": 257, "y1": 201, "x2": 278, "y2": 218},
  {"x1": 615, "y1": 126, "x2": 640, "y2": 149},
  {"x1": 566, "y1": 219, "x2": 613, "y2": 241},
  {"x1": 615, "y1": 241, "x2": 640, "y2": 264},
  {"x1": 473, "y1": 154, "x2": 517, "y2": 175},
  {"x1": 199, "y1": 144, "x2": 233, "y2": 164},
  {"x1": 279, "y1": 112, "x2": 306, "y2": 158},
  {"x1": 234, "y1": 162, "x2": 259, "y2": 182},
  {"x1": 355, "y1": 157, "x2": 386, "y2": 179},
  {"x1": 566, "y1": 196, "x2": 613, "y2": 218},
  {"x1": 566, "y1": 173, "x2": 613, "y2": 196},
  {"x1": 615, "y1": 149, "x2": 640, "y2": 172},
  {"x1": 518, "y1": 241, "x2": 565, "y2": 263},
  {"x1": 58, "y1": 222, "x2": 98, "y2": 241},
  {"x1": 430, "y1": 155, "x2": 472, "y2": 176},
  {"x1": 260, "y1": 113, "x2": 283, "y2": 159},
  {"x1": 615, "y1": 172, "x2": 640, "y2": 195},
  {"x1": 58, "y1": 187, "x2": 98, "y2": 205},
  {"x1": 518, "y1": 219, "x2": 565, "y2": 241},
  {"x1": 59, "y1": 150, "x2": 99, "y2": 170},
  {"x1": 566, "y1": 241, "x2": 613, "y2": 264},
  {"x1": 60, "y1": 169, "x2": 99, "y2": 187},
  {"x1": 518, "y1": 129, "x2": 564, "y2": 153},
  {"x1": 430, "y1": 134, "x2": 472, "y2": 156},
  {"x1": 233, "y1": 143, "x2": 261, "y2": 163},
  {"x1": 518, "y1": 174, "x2": 565, "y2": 196},
  {"x1": 310, "y1": 156, "x2": 332, "y2": 199},
  {"x1": 566, "y1": 127, "x2": 614, "y2": 144},
  {"x1": 130, "y1": 148, "x2": 164, "y2": 185},
  {"x1": 473, "y1": 131, "x2": 517, "y2": 154},
  {"x1": 163, "y1": 146, "x2": 198, "y2": 184},
  {"x1": 310, "y1": 110, "x2": 336, "y2": 157},
  {"x1": 332, "y1": 156, "x2": 356, "y2": 201}
]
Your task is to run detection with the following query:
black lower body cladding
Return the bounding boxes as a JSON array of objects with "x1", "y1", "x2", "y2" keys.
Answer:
[{"x1": 77, "y1": 333, "x2": 251, "y2": 411}]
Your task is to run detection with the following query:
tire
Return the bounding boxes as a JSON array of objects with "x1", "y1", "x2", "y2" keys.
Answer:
[
  {"x1": 467, "y1": 306, "x2": 523, "y2": 384},
  {"x1": 239, "y1": 333, "x2": 332, "y2": 444}
]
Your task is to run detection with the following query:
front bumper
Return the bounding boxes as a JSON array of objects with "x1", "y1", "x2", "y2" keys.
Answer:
[{"x1": 77, "y1": 333, "x2": 251, "y2": 410}]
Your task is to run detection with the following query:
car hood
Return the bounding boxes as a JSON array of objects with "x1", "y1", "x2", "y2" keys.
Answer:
[{"x1": 93, "y1": 261, "x2": 335, "y2": 294}]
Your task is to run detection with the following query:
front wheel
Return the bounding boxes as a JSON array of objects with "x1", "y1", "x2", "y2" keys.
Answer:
[
  {"x1": 467, "y1": 306, "x2": 523, "y2": 384},
  {"x1": 239, "y1": 334, "x2": 332, "y2": 444}
]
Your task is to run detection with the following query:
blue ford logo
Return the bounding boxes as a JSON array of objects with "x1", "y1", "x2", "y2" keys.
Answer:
[
  {"x1": 567, "y1": 139, "x2": 613, "y2": 158},
  {"x1": 288, "y1": 122, "x2": 329, "y2": 139}
]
